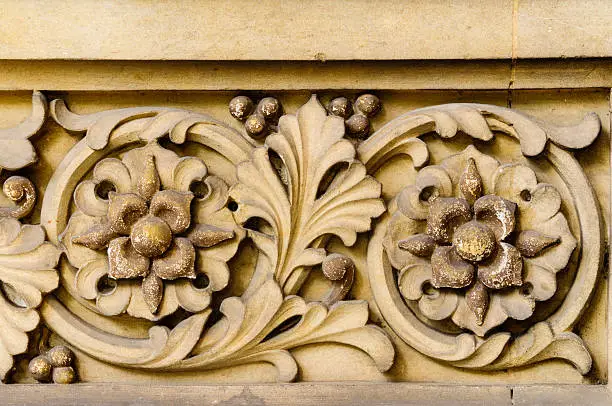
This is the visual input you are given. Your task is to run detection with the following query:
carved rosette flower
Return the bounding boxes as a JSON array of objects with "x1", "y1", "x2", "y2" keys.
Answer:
[
  {"x1": 383, "y1": 146, "x2": 576, "y2": 336},
  {"x1": 60, "y1": 142, "x2": 242, "y2": 320}
]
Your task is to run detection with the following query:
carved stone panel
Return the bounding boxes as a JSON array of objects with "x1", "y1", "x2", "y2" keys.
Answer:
[{"x1": 0, "y1": 90, "x2": 607, "y2": 387}]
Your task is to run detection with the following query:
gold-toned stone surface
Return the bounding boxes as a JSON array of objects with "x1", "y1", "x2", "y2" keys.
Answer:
[
  {"x1": 188, "y1": 224, "x2": 234, "y2": 248},
  {"x1": 452, "y1": 221, "x2": 496, "y2": 262},
  {"x1": 465, "y1": 280, "x2": 489, "y2": 325},
  {"x1": 477, "y1": 242, "x2": 523, "y2": 290},
  {"x1": 52, "y1": 367, "x2": 76, "y2": 385},
  {"x1": 28, "y1": 346, "x2": 78, "y2": 384},
  {"x1": 397, "y1": 233, "x2": 436, "y2": 257},
  {"x1": 516, "y1": 230, "x2": 561, "y2": 257},
  {"x1": 459, "y1": 158, "x2": 483, "y2": 205},
  {"x1": 0, "y1": 176, "x2": 36, "y2": 219},
  {"x1": 130, "y1": 215, "x2": 173, "y2": 257},
  {"x1": 426, "y1": 198, "x2": 471, "y2": 243},
  {"x1": 430, "y1": 246, "x2": 475, "y2": 288},
  {"x1": 46, "y1": 346, "x2": 74, "y2": 368},
  {"x1": 322, "y1": 253, "x2": 355, "y2": 281},
  {"x1": 27, "y1": 356, "x2": 52, "y2": 382},
  {"x1": 72, "y1": 146, "x2": 229, "y2": 315}
]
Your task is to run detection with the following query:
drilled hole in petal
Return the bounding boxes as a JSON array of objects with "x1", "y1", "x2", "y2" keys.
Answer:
[
  {"x1": 97, "y1": 275, "x2": 117, "y2": 295},
  {"x1": 95, "y1": 180, "x2": 116, "y2": 200},
  {"x1": 520, "y1": 190, "x2": 532, "y2": 202},
  {"x1": 520, "y1": 282, "x2": 533, "y2": 296},
  {"x1": 421, "y1": 281, "x2": 438, "y2": 297},
  {"x1": 419, "y1": 186, "x2": 439, "y2": 202},
  {"x1": 227, "y1": 200, "x2": 238, "y2": 212},
  {"x1": 192, "y1": 273, "x2": 210, "y2": 290},
  {"x1": 189, "y1": 180, "x2": 209, "y2": 199}
]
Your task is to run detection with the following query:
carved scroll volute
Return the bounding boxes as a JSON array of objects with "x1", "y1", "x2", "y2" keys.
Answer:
[{"x1": 362, "y1": 103, "x2": 602, "y2": 374}]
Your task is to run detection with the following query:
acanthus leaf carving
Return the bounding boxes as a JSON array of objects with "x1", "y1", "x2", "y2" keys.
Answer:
[
  {"x1": 229, "y1": 95, "x2": 385, "y2": 295},
  {"x1": 0, "y1": 91, "x2": 47, "y2": 172},
  {"x1": 0, "y1": 92, "x2": 62, "y2": 382}
]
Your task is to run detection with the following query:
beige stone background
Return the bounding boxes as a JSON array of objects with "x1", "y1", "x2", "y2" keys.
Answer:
[{"x1": 0, "y1": 0, "x2": 611, "y2": 403}]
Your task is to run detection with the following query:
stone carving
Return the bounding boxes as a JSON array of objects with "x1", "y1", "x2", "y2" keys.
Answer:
[
  {"x1": 0, "y1": 91, "x2": 47, "y2": 171},
  {"x1": 362, "y1": 104, "x2": 602, "y2": 374},
  {"x1": 385, "y1": 146, "x2": 575, "y2": 336},
  {"x1": 0, "y1": 91, "x2": 604, "y2": 383},
  {"x1": 229, "y1": 95, "x2": 282, "y2": 139},
  {"x1": 36, "y1": 94, "x2": 394, "y2": 382},
  {"x1": 61, "y1": 143, "x2": 239, "y2": 319},
  {"x1": 0, "y1": 93, "x2": 61, "y2": 382},
  {"x1": 28, "y1": 345, "x2": 77, "y2": 384},
  {"x1": 327, "y1": 94, "x2": 382, "y2": 139}
]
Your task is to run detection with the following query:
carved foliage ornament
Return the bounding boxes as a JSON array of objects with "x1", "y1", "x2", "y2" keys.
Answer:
[{"x1": 0, "y1": 92, "x2": 603, "y2": 382}]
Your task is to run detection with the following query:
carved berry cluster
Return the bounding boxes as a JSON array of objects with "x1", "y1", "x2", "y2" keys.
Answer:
[
  {"x1": 327, "y1": 94, "x2": 382, "y2": 139},
  {"x1": 229, "y1": 95, "x2": 282, "y2": 139}
]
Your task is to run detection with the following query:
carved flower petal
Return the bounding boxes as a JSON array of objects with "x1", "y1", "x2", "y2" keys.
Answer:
[
  {"x1": 188, "y1": 224, "x2": 234, "y2": 248},
  {"x1": 107, "y1": 192, "x2": 148, "y2": 235},
  {"x1": 398, "y1": 264, "x2": 458, "y2": 321},
  {"x1": 136, "y1": 155, "x2": 161, "y2": 201},
  {"x1": 499, "y1": 288, "x2": 536, "y2": 320},
  {"x1": 195, "y1": 255, "x2": 230, "y2": 292},
  {"x1": 477, "y1": 242, "x2": 523, "y2": 290},
  {"x1": 172, "y1": 156, "x2": 208, "y2": 192},
  {"x1": 441, "y1": 145, "x2": 500, "y2": 194},
  {"x1": 59, "y1": 212, "x2": 107, "y2": 269},
  {"x1": 149, "y1": 190, "x2": 194, "y2": 234},
  {"x1": 125, "y1": 282, "x2": 178, "y2": 321},
  {"x1": 426, "y1": 197, "x2": 471, "y2": 244},
  {"x1": 92, "y1": 157, "x2": 132, "y2": 194},
  {"x1": 191, "y1": 176, "x2": 230, "y2": 217},
  {"x1": 452, "y1": 294, "x2": 509, "y2": 337},
  {"x1": 141, "y1": 273, "x2": 163, "y2": 314},
  {"x1": 465, "y1": 280, "x2": 489, "y2": 326},
  {"x1": 473, "y1": 195, "x2": 517, "y2": 240},
  {"x1": 493, "y1": 164, "x2": 561, "y2": 224},
  {"x1": 72, "y1": 223, "x2": 117, "y2": 251},
  {"x1": 430, "y1": 246, "x2": 474, "y2": 288},
  {"x1": 398, "y1": 233, "x2": 436, "y2": 257},
  {"x1": 151, "y1": 237, "x2": 196, "y2": 280},
  {"x1": 175, "y1": 278, "x2": 212, "y2": 313},
  {"x1": 74, "y1": 180, "x2": 109, "y2": 218},
  {"x1": 459, "y1": 158, "x2": 483, "y2": 205},
  {"x1": 523, "y1": 260, "x2": 558, "y2": 301},
  {"x1": 383, "y1": 210, "x2": 427, "y2": 270},
  {"x1": 107, "y1": 237, "x2": 150, "y2": 279},
  {"x1": 74, "y1": 259, "x2": 109, "y2": 300},
  {"x1": 516, "y1": 230, "x2": 560, "y2": 258},
  {"x1": 396, "y1": 165, "x2": 452, "y2": 220},
  {"x1": 493, "y1": 163, "x2": 537, "y2": 201},
  {"x1": 527, "y1": 212, "x2": 576, "y2": 272},
  {"x1": 96, "y1": 282, "x2": 131, "y2": 316}
]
